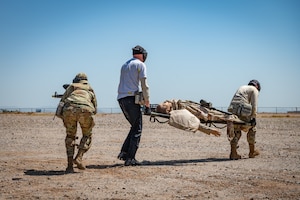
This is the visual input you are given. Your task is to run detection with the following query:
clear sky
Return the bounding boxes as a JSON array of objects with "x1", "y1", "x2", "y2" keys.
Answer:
[{"x1": 0, "y1": 0, "x2": 299, "y2": 109}]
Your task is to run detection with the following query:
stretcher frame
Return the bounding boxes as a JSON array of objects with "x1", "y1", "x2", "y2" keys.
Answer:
[{"x1": 148, "y1": 100, "x2": 252, "y2": 136}]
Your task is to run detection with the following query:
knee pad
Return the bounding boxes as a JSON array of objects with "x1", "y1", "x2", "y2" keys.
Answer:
[
  {"x1": 65, "y1": 135, "x2": 76, "y2": 147},
  {"x1": 247, "y1": 128, "x2": 256, "y2": 144},
  {"x1": 78, "y1": 135, "x2": 92, "y2": 151},
  {"x1": 230, "y1": 130, "x2": 242, "y2": 144},
  {"x1": 65, "y1": 135, "x2": 76, "y2": 157}
]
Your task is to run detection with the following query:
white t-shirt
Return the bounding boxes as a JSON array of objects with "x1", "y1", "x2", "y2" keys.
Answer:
[{"x1": 117, "y1": 58, "x2": 147, "y2": 100}]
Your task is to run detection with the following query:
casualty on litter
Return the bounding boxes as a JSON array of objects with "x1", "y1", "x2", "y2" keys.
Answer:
[{"x1": 148, "y1": 99, "x2": 253, "y2": 138}]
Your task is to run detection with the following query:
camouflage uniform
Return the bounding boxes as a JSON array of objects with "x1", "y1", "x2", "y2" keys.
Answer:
[
  {"x1": 227, "y1": 83, "x2": 260, "y2": 160},
  {"x1": 59, "y1": 73, "x2": 97, "y2": 173}
]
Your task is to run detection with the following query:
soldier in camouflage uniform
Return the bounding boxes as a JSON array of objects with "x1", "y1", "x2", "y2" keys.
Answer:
[
  {"x1": 227, "y1": 80, "x2": 261, "y2": 160},
  {"x1": 58, "y1": 73, "x2": 97, "y2": 173}
]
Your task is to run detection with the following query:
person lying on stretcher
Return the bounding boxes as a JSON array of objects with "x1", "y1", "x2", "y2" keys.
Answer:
[{"x1": 153, "y1": 99, "x2": 252, "y2": 137}]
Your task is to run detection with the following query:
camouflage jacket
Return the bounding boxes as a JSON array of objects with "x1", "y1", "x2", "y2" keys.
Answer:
[{"x1": 60, "y1": 80, "x2": 97, "y2": 114}]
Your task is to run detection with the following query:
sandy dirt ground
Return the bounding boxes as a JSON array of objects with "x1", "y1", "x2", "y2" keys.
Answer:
[{"x1": 0, "y1": 112, "x2": 299, "y2": 200}]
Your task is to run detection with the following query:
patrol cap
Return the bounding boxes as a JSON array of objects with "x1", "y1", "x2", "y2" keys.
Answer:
[
  {"x1": 73, "y1": 73, "x2": 88, "y2": 83},
  {"x1": 248, "y1": 79, "x2": 261, "y2": 91}
]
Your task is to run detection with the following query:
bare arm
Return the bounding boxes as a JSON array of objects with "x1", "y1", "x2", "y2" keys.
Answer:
[{"x1": 140, "y1": 77, "x2": 150, "y2": 107}]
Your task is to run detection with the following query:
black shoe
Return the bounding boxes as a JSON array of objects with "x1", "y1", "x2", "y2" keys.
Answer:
[
  {"x1": 117, "y1": 152, "x2": 128, "y2": 161},
  {"x1": 124, "y1": 158, "x2": 141, "y2": 166}
]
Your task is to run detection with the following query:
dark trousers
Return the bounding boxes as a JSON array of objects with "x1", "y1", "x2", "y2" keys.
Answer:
[{"x1": 118, "y1": 96, "x2": 142, "y2": 159}]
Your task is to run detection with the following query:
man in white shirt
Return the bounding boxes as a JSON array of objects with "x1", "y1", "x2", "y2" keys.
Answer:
[{"x1": 117, "y1": 45, "x2": 150, "y2": 166}]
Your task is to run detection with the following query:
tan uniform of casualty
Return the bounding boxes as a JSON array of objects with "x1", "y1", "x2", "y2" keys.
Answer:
[
  {"x1": 59, "y1": 74, "x2": 97, "y2": 172},
  {"x1": 227, "y1": 85, "x2": 259, "y2": 159}
]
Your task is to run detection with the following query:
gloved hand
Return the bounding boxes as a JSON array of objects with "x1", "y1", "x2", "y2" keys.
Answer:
[
  {"x1": 250, "y1": 118, "x2": 256, "y2": 126},
  {"x1": 144, "y1": 106, "x2": 151, "y2": 115}
]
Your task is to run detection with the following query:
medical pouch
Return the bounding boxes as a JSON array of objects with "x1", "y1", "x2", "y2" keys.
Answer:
[
  {"x1": 229, "y1": 103, "x2": 252, "y2": 117},
  {"x1": 239, "y1": 103, "x2": 252, "y2": 117}
]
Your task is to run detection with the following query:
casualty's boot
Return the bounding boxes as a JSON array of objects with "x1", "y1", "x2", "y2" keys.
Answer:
[
  {"x1": 65, "y1": 156, "x2": 74, "y2": 173},
  {"x1": 230, "y1": 144, "x2": 241, "y2": 160},
  {"x1": 74, "y1": 149, "x2": 86, "y2": 170},
  {"x1": 249, "y1": 144, "x2": 260, "y2": 158}
]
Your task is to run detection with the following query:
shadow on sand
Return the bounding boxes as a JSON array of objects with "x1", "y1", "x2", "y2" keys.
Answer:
[
  {"x1": 24, "y1": 158, "x2": 229, "y2": 175},
  {"x1": 24, "y1": 169, "x2": 74, "y2": 176},
  {"x1": 87, "y1": 157, "x2": 229, "y2": 169}
]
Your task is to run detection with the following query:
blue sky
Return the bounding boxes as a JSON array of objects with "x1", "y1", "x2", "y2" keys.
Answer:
[{"x1": 0, "y1": 0, "x2": 299, "y2": 109}]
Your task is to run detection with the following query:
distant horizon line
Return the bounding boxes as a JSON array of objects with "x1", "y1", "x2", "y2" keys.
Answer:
[{"x1": 1, "y1": 106, "x2": 299, "y2": 114}]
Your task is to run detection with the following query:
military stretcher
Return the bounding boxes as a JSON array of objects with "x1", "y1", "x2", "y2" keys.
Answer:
[{"x1": 148, "y1": 99, "x2": 252, "y2": 137}]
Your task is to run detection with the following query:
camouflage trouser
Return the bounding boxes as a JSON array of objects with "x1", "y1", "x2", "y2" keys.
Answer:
[
  {"x1": 227, "y1": 122, "x2": 256, "y2": 145},
  {"x1": 63, "y1": 108, "x2": 95, "y2": 157}
]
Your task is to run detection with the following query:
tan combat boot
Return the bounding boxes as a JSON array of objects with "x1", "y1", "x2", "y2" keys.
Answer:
[
  {"x1": 65, "y1": 156, "x2": 74, "y2": 173},
  {"x1": 230, "y1": 144, "x2": 241, "y2": 160},
  {"x1": 249, "y1": 144, "x2": 260, "y2": 158},
  {"x1": 74, "y1": 149, "x2": 86, "y2": 170}
]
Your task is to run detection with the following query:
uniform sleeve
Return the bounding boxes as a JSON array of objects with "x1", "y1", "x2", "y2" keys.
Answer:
[
  {"x1": 250, "y1": 89, "x2": 259, "y2": 118},
  {"x1": 91, "y1": 89, "x2": 97, "y2": 113}
]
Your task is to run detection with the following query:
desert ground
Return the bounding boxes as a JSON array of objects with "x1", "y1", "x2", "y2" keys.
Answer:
[{"x1": 0, "y1": 112, "x2": 299, "y2": 200}]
